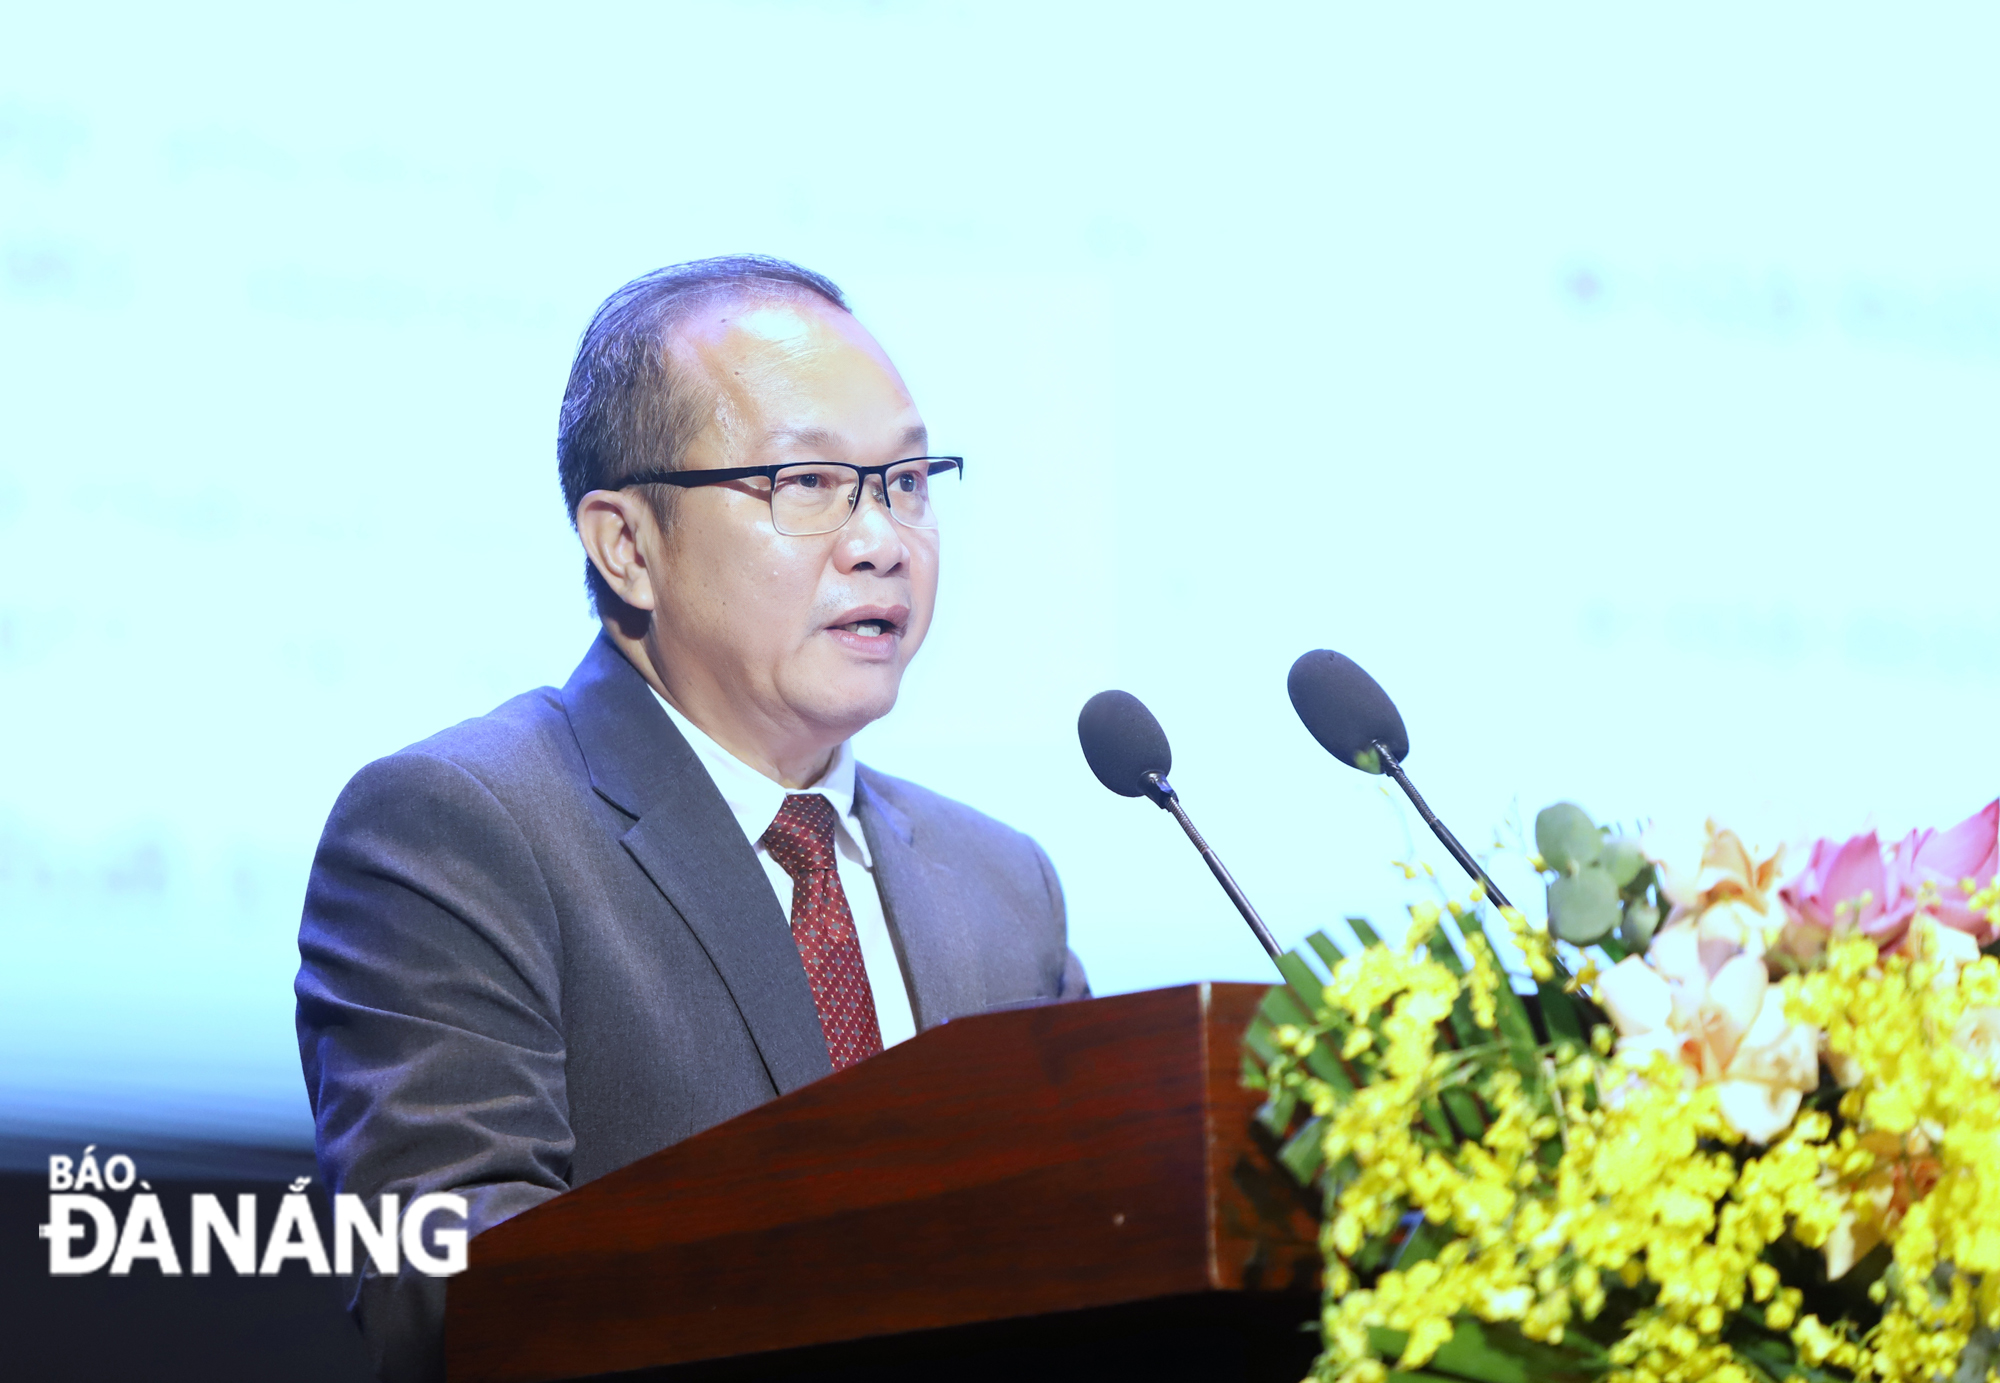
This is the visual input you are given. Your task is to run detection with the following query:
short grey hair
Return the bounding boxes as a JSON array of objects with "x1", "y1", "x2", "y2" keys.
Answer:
[{"x1": 556, "y1": 254, "x2": 849, "y2": 614}]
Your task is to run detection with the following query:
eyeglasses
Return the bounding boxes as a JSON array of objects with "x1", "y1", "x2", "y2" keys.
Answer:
[{"x1": 619, "y1": 456, "x2": 963, "y2": 537}]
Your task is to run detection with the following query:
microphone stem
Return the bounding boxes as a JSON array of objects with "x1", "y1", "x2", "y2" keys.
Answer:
[
  {"x1": 1372, "y1": 742, "x2": 1516, "y2": 915},
  {"x1": 1148, "y1": 774, "x2": 1283, "y2": 963}
]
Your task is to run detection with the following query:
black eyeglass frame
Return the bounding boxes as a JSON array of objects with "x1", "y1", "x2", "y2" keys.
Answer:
[{"x1": 618, "y1": 456, "x2": 964, "y2": 535}]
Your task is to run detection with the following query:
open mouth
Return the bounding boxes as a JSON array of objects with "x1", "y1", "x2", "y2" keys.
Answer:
[{"x1": 827, "y1": 607, "x2": 909, "y2": 648}]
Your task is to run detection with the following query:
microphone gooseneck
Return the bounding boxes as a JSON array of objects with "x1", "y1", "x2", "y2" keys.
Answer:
[
  {"x1": 1144, "y1": 771, "x2": 1283, "y2": 962},
  {"x1": 1288, "y1": 650, "x2": 1514, "y2": 914},
  {"x1": 1368, "y1": 740, "x2": 1515, "y2": 915},
  {"x1": 1077, "y1": 691, "x2": 1282, "y2": 964}
]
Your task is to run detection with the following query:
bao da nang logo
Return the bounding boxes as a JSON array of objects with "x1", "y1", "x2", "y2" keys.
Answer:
[{"x1": 39, "y1": 1146, "x2": 469, "y2": 1277}]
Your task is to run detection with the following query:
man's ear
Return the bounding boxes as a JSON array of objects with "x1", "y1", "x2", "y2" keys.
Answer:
[{"x1": 576, "y1": 490, "x2": 661, "y2": 614}]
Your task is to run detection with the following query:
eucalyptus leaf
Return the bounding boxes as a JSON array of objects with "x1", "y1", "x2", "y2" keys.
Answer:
[
  {"x1": 1535, "y1": 802, "x2": 1601, "y2": 874},
  {"x1": 1547, "y1": 867, "x2": 1620, "y2": 944},
  {"x1": 1621, "y1": 898, "x2": 1661, "y2": 951},
  {"x1": 1599, "y1": 835, "x2": 1645, "y2": 887}
]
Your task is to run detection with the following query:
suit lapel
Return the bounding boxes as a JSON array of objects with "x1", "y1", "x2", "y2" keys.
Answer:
[
  {"x1": 560, "y1": 636, "x2": 832, "y2": 1093},
  {"x1": 855, "y1": 767, "x2": 987, "y2": 1030}
]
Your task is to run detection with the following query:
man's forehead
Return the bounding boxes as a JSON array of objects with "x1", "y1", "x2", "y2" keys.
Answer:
[
  {"x1": 675, "y1": 291, "x2": 865, "y2": 356},
  {"x1": 766, "y1": 422, "x2": 930, "y2": 455},
  {"x1": 673, "y1": 292, "x2": 920, "y2": 451},
  {"x1": 676, "y1": 296, "x2": 901, "y2": 392}
]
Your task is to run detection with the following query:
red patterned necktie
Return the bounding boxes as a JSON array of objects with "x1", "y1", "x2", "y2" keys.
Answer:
[{"x1": 761, "y1": 793, "x2": 884, "y2": 1070}]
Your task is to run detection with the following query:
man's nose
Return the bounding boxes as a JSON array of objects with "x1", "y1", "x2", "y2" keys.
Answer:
[{"x1": 835, "y1": 477, "x2": 908, "y2": 572}]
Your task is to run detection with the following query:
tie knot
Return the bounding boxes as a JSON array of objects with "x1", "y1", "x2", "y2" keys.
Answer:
[{"x1": 761, "y1": 793, "x2": 841, "y2": 880}]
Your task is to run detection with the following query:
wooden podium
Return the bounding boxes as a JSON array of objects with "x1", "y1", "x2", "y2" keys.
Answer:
[{"x1": 446, "y1": 983, "x2": 1320, "y2": 1383}]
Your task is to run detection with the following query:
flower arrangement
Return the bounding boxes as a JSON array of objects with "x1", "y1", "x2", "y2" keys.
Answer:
[{"x1": 1244, "y1": 799, "x2": 2000, "y2": 1383}]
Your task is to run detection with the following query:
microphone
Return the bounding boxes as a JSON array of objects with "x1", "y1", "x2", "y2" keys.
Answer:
[
  {"x1": 1286, "y1": 650, "x2": 1516, "y2": 915},
  {"x1": 1077, "y1": 690, "x2": 1282, "y2": 962}
]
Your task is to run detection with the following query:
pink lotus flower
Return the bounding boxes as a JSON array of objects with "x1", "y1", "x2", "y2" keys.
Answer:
[
  {"x1": 1886, "y1": 799, "x2": 2000, "y2": 943},
  {"x1": 1777, "y1": 830, "x2": 1913, "y2": 954},
  {"x1": 1776, "y1": 802, "x2": 2000, "y2": 959}
]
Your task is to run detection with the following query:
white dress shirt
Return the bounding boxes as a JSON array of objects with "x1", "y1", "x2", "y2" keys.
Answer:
[{"x1": 649, "y1": 691, "x2": 918, "y2": 1049}]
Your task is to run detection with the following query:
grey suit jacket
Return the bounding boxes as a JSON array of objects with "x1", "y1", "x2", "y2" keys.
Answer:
[{"x1": 294, "y1": 636, "x2": 1088, "y2": 1382}]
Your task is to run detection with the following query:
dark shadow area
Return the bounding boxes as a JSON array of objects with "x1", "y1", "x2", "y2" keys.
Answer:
[
  {"x1": 1, "y1": 1155, "x2": 374, "y2": 1383},
  {"x1": 605, "y1": 1292, "x2": 1321, "y2": 1383},
  {"x1": 4, "y1": 1138, "x2": 1319, "y2": 1383}
]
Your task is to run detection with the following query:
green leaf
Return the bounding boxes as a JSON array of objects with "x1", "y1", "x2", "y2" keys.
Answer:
[
  {"x1": 1419, "y1": 1098, "x2": 1454, "y2": 1143},
  {"x1": 1735, "y1": 1328, "x2": 1846, "y2": 1383},
  {"x1": 1369, "y1": 1326, "x2": 1411, "y2": 1358},
  {"x1": 1276, "y1": 1115, "x2": 1325, "y2": 1182},
  {"x1": 1303, "y1": 1039, "x2": 1357, "y2": 1092},
  {"x1": 1535, "y1": 802, "x2": 1601, "y2": 874},
  {"x1": 1428, "y1": 930, "x2": 1468, "y2": 976},
  {"x1": 1256, "y1": 1085, "x2": 1298, "y2": 1136},
  {"x1": 1428, "y1": 1319, "x2": 1532, "y2": 1383},
  {"x1": 1394, "y1": 1214, "x2": 1446, "y2": 1268},
  {"x1": 1599, "y1": 836, "x2": 1645, "y2": 887},
  {"x1": 1440, "y1": 1087, "x2": 1487, "y2": 1138},
  {"x1": 1243, "y1": 1019, "x2": 1279, "y2": 1066},
  {"x1": 1548, "y1": 867, "x2": 1621, "y2": 944},
  {"x1": 1440, "y1": 987, "x2": 1484, "y2": 1051},
  {"x1": 1455, "y1": 912, "x2": 1541, "y2": 1077},
  {"x1": 1307, "y1": 929, "x2": 1348, "y2": 971},
  {"x1": 1494, "y1": 993, "x2": 1540, "y2": 1077},
  {"x1": 1259, "y1": 985, "x2": 1311, "y2": 1029},
  {"x1": 1369, "y1": 1323, "x2": 1530, "y2": 1383},
  {"x1": 1535, "y1": 978, "x2": 1586, "y2": 1047},
  {"x1": 1275, "y1": 950, "x2": 1326, "y2": 1015},
  {"x1": 1239, "y1": 1051, "x2": 1267, "y2": 1090}
]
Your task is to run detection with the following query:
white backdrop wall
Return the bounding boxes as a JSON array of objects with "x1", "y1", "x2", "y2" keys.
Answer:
[{"x1": 3, "y1": 2, "x2": 1996, "y2": 1145}]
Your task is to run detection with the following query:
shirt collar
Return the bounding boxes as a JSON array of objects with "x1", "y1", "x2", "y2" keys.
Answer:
[{"x1": 649, "y1": 688, "x2": 871, "y2": 867}]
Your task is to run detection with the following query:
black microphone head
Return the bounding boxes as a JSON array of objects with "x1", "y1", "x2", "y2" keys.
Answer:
[
  {"x1": 1077, "y1": 690, "x2": 1173, "y2": 802},
  {"x1": 1287, "y1": 650, "x2": 1410, "y2": 774}
]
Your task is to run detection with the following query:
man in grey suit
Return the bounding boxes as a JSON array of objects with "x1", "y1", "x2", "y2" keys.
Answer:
[{"x1": 295, "y1": 255, "x2": 1089, "y2": 1383}]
